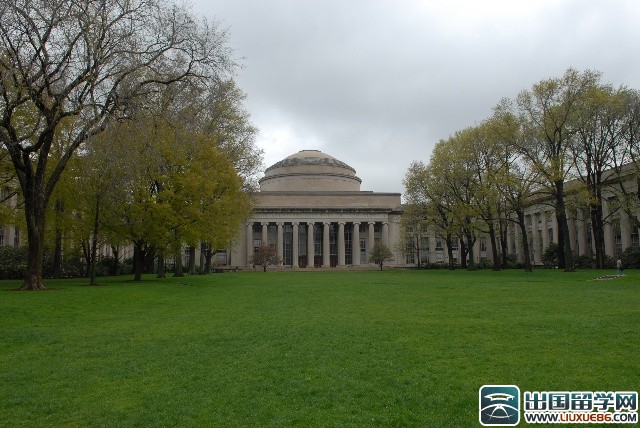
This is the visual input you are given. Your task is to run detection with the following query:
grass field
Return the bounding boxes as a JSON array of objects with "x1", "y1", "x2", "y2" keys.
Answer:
[{"x1": 1, "y1": 269, "x2": 638, "y2": 427}]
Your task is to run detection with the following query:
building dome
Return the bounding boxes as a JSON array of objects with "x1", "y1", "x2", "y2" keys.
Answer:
[{"x1": 259, "y1": 149, "x2": 362, "y2": 192}]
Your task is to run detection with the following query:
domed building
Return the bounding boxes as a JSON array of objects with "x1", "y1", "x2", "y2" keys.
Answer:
[{"x1": 230, "y1": 150, "x2": 404, "y2": 268}]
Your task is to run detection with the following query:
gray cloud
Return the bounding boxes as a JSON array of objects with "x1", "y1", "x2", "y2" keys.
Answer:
[{"x1": 194, "y1": 0, "x2": 640, "y2": 193}]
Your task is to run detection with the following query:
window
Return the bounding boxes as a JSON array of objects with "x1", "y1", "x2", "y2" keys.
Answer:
[
  {"x1": 614, "y1": 219, "x2": 622, "y2": 257},
  {"x1": 345, "y1": 228, "x2": 352, "y2": 265},
  {"x1": 548, "y1": 228, "x2": 553, "y2": 245},
  {"x1": 405, "y1": 239, "x2": 415, "y2": 264},
  {"x1": 420, "y1": 236, "x2": 429, "y2": 264},
  {"x1": 480, "y1": 237, "x2": 487, "y2": 258},
  {"x1": 184, "y1": 247, "x2": 190, "y2": 267},
  {"x1": 537, "y1": 229, "x2": 543, "y2": 256},
  {"x1": 631, "y1": 227, "x2": 639, "y2": 247},
  {"x1": 435, "y1": 239, "x2": 444, "y2": 263},
  {"x1": 283, "y1": 224, "x2": 293, "y2": 266},
  {"x1": 14, "y1": 228, "x2": 19, "y2": 247}
]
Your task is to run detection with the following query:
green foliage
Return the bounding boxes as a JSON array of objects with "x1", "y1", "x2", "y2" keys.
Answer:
[
  {"x1": 0, "y1": 270, "x2": 638, "y2": 426},
  {"x1": 0, "y1": 246, "x2": 27, "y2": 279},
  {"x1": 621, "y1": 246, "x2": 640, "y2": 269},
  {"x1": 542, "y1": 242, "x2": 559, "y2": 268},
  {"x1": 573, "y1": 254, "x2": 595, "y2": 269},
  {"x1": 368, "y1": 242, "x2": 395, "y2": 270}
]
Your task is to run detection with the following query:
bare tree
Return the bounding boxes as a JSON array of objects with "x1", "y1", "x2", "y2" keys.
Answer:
[
  {"x1": 0, "y1": 0, "x2": 235, "y2": 289},
  {"x1": 368, "y1": 242, "x2": 394, "y2": 271},
  {"x1": 250, "y1": 244, "x2": 282, "y2": 272}
]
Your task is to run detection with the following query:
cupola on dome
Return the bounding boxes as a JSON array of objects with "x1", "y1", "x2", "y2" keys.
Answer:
[{"x1": 259, "y1": 149, "x2": 362, "y2": 192}]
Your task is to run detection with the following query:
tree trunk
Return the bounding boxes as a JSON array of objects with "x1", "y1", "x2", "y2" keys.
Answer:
[
  {"x1": 21, "y1": 191, "x2": 47, "y2": 290},
  {"x1": 173, "y1": 248, "x2": 184, "y2": 277},
  {"x1": 81, "y1": 239, "x2": 91, "y2": 277},
  {"x1": 199, "y1": 242, "x2": 207, "y2": 274},
  {"x1": 205, "y1": 247, "x2": 213, "y2": 273},
  {"x1": 499, "y1": 218, "x2": 509, "y2": 268},
  {"x1": 188, "y1": 245, "x2": 196, "y2": 275},
  {"x1": 145, "y1": 247, "x2": 156, "y2": 273},
  {"x1": 554, "y1": 181, "x2": 573, "y2": 272},
  {"x1": 157, "y1": 254, "x2": 166, "y2": 278},
  {"x1": 22, "y1": 214, "x2": 46, "y2": 290},
  {"x1": 111, "y1": 246, "x2": 120, "y2": 276},
  {"x1": 459, "y1": 237, "x2": 468, "y2": 269},
  {"x1": 445, "y1": 233, "x2": 455, "y2": 270},
  {"x1": 465, "y1": 230, "x2": 476, "y2": 270},
  {"x1": 133, "y1": 241, "x2": 146, "y2": 281},
  {"x1": 516, "y1": 209, "x2": 532, "y2": 272},
  {"x1": 590, "y1": 201, "x2": 605, "y2": 269},
  {"x1": 487, "y1": 221, "x2": 501, "y2": 271}
]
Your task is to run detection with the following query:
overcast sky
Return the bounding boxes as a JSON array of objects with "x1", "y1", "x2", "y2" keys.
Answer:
[{"x1": 193, "y1": 0, "x2": 640, "y2": 194}]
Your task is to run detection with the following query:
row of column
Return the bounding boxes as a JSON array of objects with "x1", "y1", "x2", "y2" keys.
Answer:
[
  {"x1": 510, "y1": 208, "x2": 639, "y2": 262},
  {"x1": 246, "y1": 221, "x2": 389, "y2": 267}
]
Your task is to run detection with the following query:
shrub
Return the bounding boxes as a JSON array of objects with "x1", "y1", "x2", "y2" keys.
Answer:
[
  {"x1": 0, "y1": 246, "x2": 28, "y2": 279},
  {"x1": 620, "y1": 246, "x2": 640, "y2": 269},
  {"x1": 573, "y1": 254, "x2": 595, "y2": 269},
  {"x1": 542, "y1": 243, "x2": 559, "y2": 268}
]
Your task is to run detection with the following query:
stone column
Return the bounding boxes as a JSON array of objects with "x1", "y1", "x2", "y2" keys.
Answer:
[
  {"x1": 261, "y1": 222, "x2": 268, "y2": 246},
  {"x1": 603, "y1": 200, "x2": 612, "y2": 256},
  {"x1": 621, "y1": 212, "x2": 631, "y2": 250},
  {"x1": 352, "y1": 222, "x2": 360, "y2": 266},
  {"x1": 577, "y1": 209, "x2": 586, "y2": 256},
  {"x1": 292, "y1": 222, "x2": 299, "y2": 268},
  {"x1": 307, "y1": 222, "x2": 315, "y2": 268},
  {"x1": 246, "y1": 222, "x2": 253, "y2": 266},
  {"x1": 323, "y1": 222, "x2": 330, "y2": 267},
  {"x1": 541, "y1": 211, "x2": 549, "y2": 249},
  {"x1": 276, "y1": 222, "x2": 284, "y2": 266},
  {"x1": 382, "y1": 222, "x2": 389, "y2": 246},
  {"x1": 514, "y1": 223, "x2": 524, "y2": 263},
  {"x1": 338, "y1": 222, "x2": 345, "y2": 266},
  {"x1": 567, "y1": 211, "x2": 577, "y2": 254},
  {"x1": 368, "y1": 222, "x2": 375, "y2": 264}
]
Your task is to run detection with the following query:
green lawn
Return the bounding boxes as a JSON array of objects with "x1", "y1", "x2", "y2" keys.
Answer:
[{"x1": 1, "y1": 270, "x2": 638, "y2": 427}]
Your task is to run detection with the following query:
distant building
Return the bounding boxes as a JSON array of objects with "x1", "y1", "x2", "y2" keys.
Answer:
[
  {"x1": 230, "y1": 150, "x2": 404, "y2": 268},
  {"x1": 403, "y1": 165, "x2": 640, "y2": 267}
]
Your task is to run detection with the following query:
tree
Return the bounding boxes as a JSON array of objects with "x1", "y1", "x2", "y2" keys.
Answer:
[
  {"x1": 571, "y1": 83, "x2": 629, "y2": 268},
  {"x1": 610, "y1": 89, "x2": 640, "y2": 234},
  {"x1": 91, "y1": 109, "x2": 249, "y2": 281},
  {"x1": 250, "y1": 244, "x2": 282, "y2": 272},
  {"x1": 515, "y1": 68, "x2": 601, "y2": 272},
  {"x1": 0, "y1": 0, "x2": 235, "y2": 289},
  {"x1": 398, "y1": 202, "x2": 426, "y2": 267},
  {"x1": 404, "y1": 159, "x2": 461, "y2": 269},
  {"x1": 368, "y1": 242, "x2": 394, "y2": 271},
  {"x1": 487, "y1": 101, "x2": 537, "y2": 272}
]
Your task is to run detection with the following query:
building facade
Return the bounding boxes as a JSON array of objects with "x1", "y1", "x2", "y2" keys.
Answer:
[
  {"x1": 403, "y1": 169, "x2": 640, "y2": 267},
  {"x1": 230, "y1": 150, "x2": 404, "y2": 268}
]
